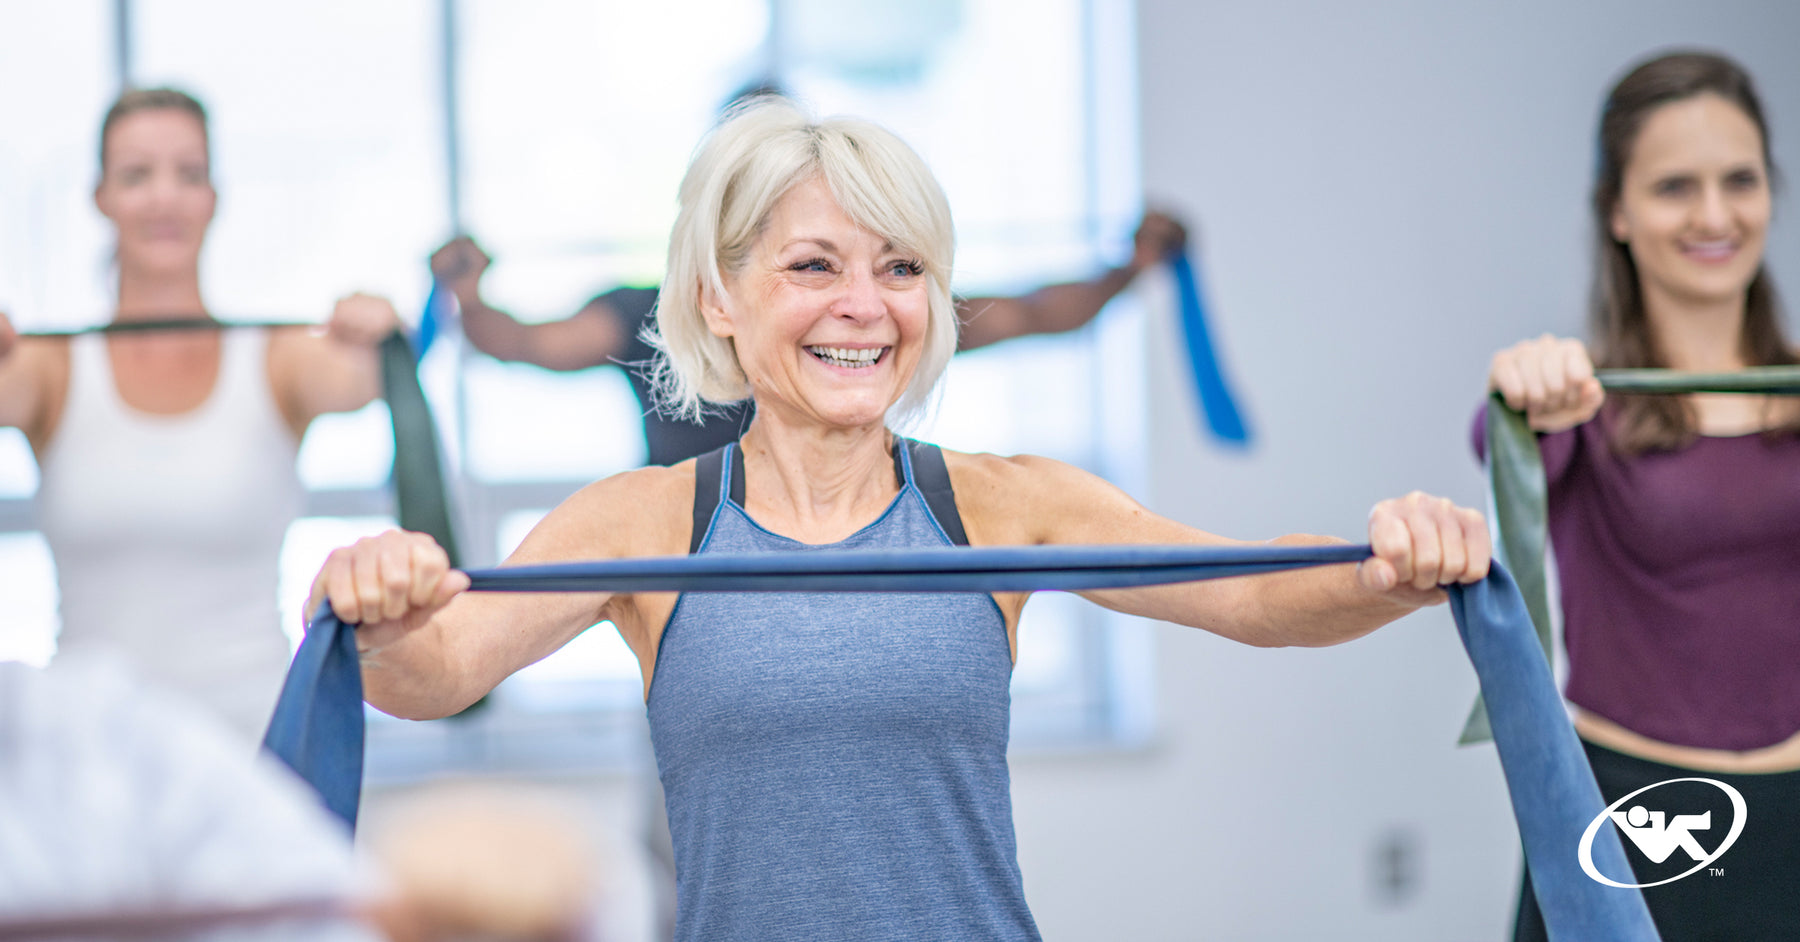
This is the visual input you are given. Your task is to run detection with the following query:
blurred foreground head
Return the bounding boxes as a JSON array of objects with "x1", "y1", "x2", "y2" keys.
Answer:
[
  {"x1": 0, "y1": 661, "x2": 607, "y2": 941},
  {"x1": 364, "y1": 782, "x2": 605, "y2": 942}
]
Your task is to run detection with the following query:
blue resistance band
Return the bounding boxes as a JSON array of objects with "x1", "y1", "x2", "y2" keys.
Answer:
[
  {"x1": 415, "y1": 279, "x2": 448, "y2": 361},
  {"x1": 1169, "y1": 254, "x2": 1251, "y2": 446},
  {"x1": 1450, "y1": 566, "x2": 1659, "y2": 941},
  {"x1": 263, "y1": 544, "x2": 1655, "y2": 940}
]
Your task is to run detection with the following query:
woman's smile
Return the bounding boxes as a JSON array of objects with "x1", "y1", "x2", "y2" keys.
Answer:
[{"x1": 804, "y1": 344, "x2": 890, "y2": 371}]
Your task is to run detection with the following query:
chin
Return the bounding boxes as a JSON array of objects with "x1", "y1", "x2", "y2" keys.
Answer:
[
  {"x1": 814, "y1": 397, "x2": 898, "y2": 429},
  {"x1": 1683, "y1": 272, "x2": 1760, "y2": 303},
  {"x1": 125, "y1": 248, "x2": 201, "y2": 275},
  {"x1": 822, "y1": 410, "x2": 892, "y2": 430}
]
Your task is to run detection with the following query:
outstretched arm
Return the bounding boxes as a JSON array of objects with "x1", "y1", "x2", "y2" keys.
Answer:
[
  {"x1": 0, "y1": 309, "x2": 40, "y2": 434},
  {"x1": 952, "y1": 451, "x2": 1489, "y2": 648},
  {"x1": 955, "y1": 211, "x2": 1188, "y2": 352},
  {"x1": 431, "y1": 236, "x2": 629, "y2": 372},
  {"x1": 268, "y1": 293, "x2": 402, "y2": 436},
  {"x1": 307, "y1": 464, "x2": 693, "y2": 720}
]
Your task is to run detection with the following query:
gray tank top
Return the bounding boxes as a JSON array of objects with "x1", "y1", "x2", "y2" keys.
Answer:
[{"x1": 646, "y1": 439, "x2": 1040, "y2": 941}]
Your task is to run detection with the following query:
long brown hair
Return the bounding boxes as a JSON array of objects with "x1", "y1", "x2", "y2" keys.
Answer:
[
  {"x1": 1588, "y1": 51, "x2": 1795, "y2": 452},
  {"x1": 98, "y1": 86, "x2": 210, "y2": 177}
]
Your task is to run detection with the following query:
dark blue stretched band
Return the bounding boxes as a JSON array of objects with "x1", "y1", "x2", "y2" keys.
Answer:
[
  {"x1": 1169, "y1": 254, "x2": 1251, "y2": 446},
  {"x1": 465, "y1": 543, "x2": 1371, "y2": 593},
  {"x1": 263, "y1": 599, "x2": 364, "y2": 830},
  {"x1": 263, "y1": 545, "x2": 1655, "y2": 939}
]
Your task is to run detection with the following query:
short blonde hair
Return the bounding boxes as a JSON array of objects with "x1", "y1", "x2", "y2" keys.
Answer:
[{"x1": 651, "y1": 98, "x2": 957, "y2": 423}]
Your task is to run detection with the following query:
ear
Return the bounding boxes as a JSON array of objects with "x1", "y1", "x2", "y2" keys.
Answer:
[
  {"x1": 1609, "y1": 202, "x2": 1631, "y2": 244},
  {"x1": 698, "y1": 276, "x2": 737, "y2": 340}
]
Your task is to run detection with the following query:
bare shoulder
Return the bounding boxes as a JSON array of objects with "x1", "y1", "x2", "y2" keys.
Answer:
[
  {"x1": 941, "y1": 448, "x2": 1141, "y2": 546},
  {"x1": 941, "y1": 448, "x2": 1091, "y2": 503},
  {"x1": 515, "y1": 461, "x2": 698, "y2": 563},
  {"x1": 264, "y1": 323, "x2": 339, "y2": 364},
  {"x1": 264, "y1": 323, "x2": 311, "y2": 349},
  {"x1": 4, "y1": 337, "x2": 71, "y2": 446},
  {"x1": 262, "y1": 324, "x2": 322, "y2": 384}
]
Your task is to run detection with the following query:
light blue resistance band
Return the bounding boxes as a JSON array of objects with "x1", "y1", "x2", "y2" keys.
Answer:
[
  {"x1": 1170, "y1": 254, "x2": 1251, "y2": 446},
  {"x1": 263, "y1": 544, "x2": 1656, "y2": 940},
  {"x1": 415, "y1": 279, "x2": 449, "y2": 360}
]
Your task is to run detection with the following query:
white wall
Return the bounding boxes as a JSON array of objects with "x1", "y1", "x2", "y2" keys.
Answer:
[{"x1": 1007, "y1": 2, "x2": 1800, "y2": 940}]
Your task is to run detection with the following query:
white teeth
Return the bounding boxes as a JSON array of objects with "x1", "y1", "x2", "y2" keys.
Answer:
[{"x1": 807, "y1": 346, "x2": 884, "y2": 367}]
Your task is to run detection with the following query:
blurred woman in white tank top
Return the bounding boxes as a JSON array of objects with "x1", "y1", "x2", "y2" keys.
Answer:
[{"x1": 0, "y1": 88, "x2": 401, "y2": 745}]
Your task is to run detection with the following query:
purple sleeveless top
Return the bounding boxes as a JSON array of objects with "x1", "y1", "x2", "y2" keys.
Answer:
[{"x1": 1475, "y1": 408, "x2": 1800, "y2": 750}]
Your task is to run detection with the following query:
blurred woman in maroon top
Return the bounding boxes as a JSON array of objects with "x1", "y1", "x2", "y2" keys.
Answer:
[{"x1": 1485, "y1": 51, "x2": 1800, "y2": 941}]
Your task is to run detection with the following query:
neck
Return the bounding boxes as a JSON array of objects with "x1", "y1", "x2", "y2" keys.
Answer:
[
  {"x1": 737, "y1": 410, "x2": 896, "y2": 543},
  {"x1": 115, "y1": 262, "x2": 206, "y2": 322},
  {"x1": 1641, "y1": 282, "x2": 1747, "y2": 371}
]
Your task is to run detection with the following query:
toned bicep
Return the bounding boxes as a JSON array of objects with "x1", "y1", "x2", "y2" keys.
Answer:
[
  {"x1": 950, "y1": 450, "x2": 1277, "y2": 639},
  {"x1": 954, "y1": 449, "x2": 1245, "y2": 548},
  {"x1": 489, "y1": 467, "x2": 692, "y2": 669},
  {"x1": 270, "y1": 330, "x2": 382, "y2": 433},
  {"x1": 1038, "y1": 472, "x2": 1266, "y2": 630}
]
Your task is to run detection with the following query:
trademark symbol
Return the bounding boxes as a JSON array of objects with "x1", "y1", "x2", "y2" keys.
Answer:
[{"x1": 1710, "y1": 868, "x2": 1725, "y2": 877}]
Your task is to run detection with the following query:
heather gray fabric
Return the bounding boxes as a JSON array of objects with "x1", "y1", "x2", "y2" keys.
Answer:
[{"x1": 647, "y1": 442, "x2": 1039, "y2": 941}]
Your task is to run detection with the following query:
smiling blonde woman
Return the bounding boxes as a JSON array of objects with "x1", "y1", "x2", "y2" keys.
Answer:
[{"x1": 310, "y1": 98, "x2": 1490, "y2": 941}]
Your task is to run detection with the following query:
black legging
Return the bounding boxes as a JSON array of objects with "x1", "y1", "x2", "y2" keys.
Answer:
[{"x1": 1514, "y1": 739, "x2": 1800, "y2": 942}]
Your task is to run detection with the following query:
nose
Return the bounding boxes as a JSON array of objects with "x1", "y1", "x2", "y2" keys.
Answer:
[
  {"x1": 1694, "y1": 181, "x2": 1732, "y2": 234},
  {"x1": 830, "y1": 266, "x2": 884, "y2": 323},
  {"x1": 140, "y1": 169, "x2": 180, "y2": 210}
]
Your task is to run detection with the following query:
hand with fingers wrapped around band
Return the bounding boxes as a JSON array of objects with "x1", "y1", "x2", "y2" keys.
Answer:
[
  {"x1": 1359, "y1": 491, "x2": 1491, "y2": 603},
  {"x1": 312, "y1": 99, "x2": 1489, "y2": 942},
  {"x1": 1488, "y1": 334, "x2": 1606, "y2": 433},
  {"x1": 308, "y1": 530, "x2": 469, "y2": 660},
  {"x1": 323, "y1": 292, "x2": 404, "y2": 348}
]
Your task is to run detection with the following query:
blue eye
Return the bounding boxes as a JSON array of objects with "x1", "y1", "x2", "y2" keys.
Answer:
[
  {"x1": 889, "y1": 260, "x2": 923, "y2": 277},
  {"x1": 792, "y1": 258, "x2": 831, "y2": 273}
]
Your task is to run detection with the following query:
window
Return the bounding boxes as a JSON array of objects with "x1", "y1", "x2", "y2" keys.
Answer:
[
  {"x1": 0, "y1": 0, "x2": 116, "y2": 666},
  {"x1": 0, "y1": 0, "x2": 1152, "y2": 777}
]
